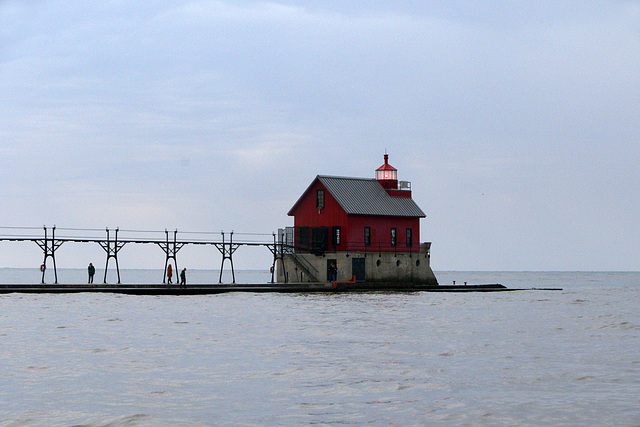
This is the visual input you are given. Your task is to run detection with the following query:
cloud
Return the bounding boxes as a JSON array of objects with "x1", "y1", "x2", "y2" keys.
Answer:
[{"x1": 1, "y1": 1, "x2": 640, "y2": 270}]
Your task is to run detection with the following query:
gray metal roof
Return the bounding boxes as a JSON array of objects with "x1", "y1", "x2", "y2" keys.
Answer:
[{"x1": 318, "y1": 176, "x2": 426, "y2": 217}]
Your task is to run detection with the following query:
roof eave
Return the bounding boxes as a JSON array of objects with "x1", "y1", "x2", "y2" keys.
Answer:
[{"x1": 347, "y1": 212, "x2": 426, "y2": 218}]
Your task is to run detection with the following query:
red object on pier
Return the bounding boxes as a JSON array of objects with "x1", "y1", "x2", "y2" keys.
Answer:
[{"x1": 287, "y1": 154, "x2": 425, "y2": 253}]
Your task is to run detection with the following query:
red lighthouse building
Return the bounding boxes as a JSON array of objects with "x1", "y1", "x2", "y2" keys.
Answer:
[{"x1": 278, "y1": 154, "x2": 437, "y2": 286}]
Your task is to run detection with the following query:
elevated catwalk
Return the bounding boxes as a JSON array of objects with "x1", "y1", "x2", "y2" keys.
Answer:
[{"x1": 0, "y1": 226, "x2": 286, "y2": 284}]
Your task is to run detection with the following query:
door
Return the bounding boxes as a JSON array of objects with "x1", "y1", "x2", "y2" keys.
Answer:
[{"x1": 352, "y1": 257, "x2": 365, "y2": 282}]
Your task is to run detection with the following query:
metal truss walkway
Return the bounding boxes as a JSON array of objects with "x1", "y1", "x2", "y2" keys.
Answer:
[{"x1": 0, "y1": 226, "x2": 290, "y2": 284}]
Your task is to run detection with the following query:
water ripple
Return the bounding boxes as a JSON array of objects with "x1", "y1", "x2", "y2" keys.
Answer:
[{"x1": 1, "y1": 271, "x2": 640, "y2": 425}]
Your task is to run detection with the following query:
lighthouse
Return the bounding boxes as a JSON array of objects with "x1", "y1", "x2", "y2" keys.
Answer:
[{"x1": 280, "y1": 153, "x2": 438, "y2": 287}]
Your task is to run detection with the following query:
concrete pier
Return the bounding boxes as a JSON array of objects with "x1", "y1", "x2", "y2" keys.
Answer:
[{"x1": 0, "y1": 282, "x2": 538, "y2": 295}]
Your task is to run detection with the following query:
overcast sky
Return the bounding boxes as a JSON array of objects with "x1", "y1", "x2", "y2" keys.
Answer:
[{"x1": 1, "y1": 1, "x2": 639, "y2": 271}]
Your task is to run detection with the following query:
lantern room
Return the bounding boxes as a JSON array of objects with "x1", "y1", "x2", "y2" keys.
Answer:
[{"x1": 375, "y1": 153, "x2": 398, "y2": 189}]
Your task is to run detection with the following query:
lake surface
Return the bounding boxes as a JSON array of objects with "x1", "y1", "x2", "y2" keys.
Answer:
[{"x1": 1, "y1": 270, "x2": 639, "y2": 426}]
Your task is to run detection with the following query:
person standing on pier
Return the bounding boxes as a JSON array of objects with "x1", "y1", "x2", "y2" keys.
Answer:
[
  {"x1": 88, "y1": 263, "x2": 95, "y2": 284},
  {"x1": 180, "y1": 268, "x2": 187, "y2": 288},
  {"x1": 167, "y1": 264, "x2": 173, "y2": 284},
  {"x1": 328, "y1": 262, "x2": 337, "y2": 282}
]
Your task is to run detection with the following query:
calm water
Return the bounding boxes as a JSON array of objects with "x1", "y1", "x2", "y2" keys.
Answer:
[{"x1": 1, "y1": 270, "x2": 639, "y2": 426}]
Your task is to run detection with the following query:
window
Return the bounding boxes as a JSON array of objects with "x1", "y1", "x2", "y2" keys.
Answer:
[
  {"x1": 316, "y1": 189, "x2": 325, "y2": 209},
  {"x1": 390, "y1": 227, "x2": 397, "y2": 247},
  {"x1": 406, "y1": 228, "x2": 413, "y2": 247},
  {"x1": 299, "y1": 227, "x2": 310, "y2": 250},
  {"x1": 364, "y1": 227, "x2": 371, "y2": 246},
  {"x1": 332, "y1": 226, "x2": 341, "y2": 246}
]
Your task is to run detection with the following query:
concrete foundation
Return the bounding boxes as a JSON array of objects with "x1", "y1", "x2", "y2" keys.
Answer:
[{"x1": 277, "y1": 243, "x2": 438, "y2": 286}]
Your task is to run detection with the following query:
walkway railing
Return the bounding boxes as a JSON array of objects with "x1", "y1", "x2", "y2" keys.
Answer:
[{"x1": 0, "y1": 226, "x2": 290, "y2": 284}]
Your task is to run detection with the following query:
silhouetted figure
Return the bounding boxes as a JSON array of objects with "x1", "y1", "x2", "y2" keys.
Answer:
[
  {"x1": 88, "y1": 263, "x2": 95, "y2": 284},
  {"x1": 167, "y1": 264, "x2": 173, "y2": 284},
  {"x1": 329, "y1": 262, "x2": 337, "y2": 282},
  {"x1": 180, "y1": 268, "x2": 187, "y2": 288}
]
